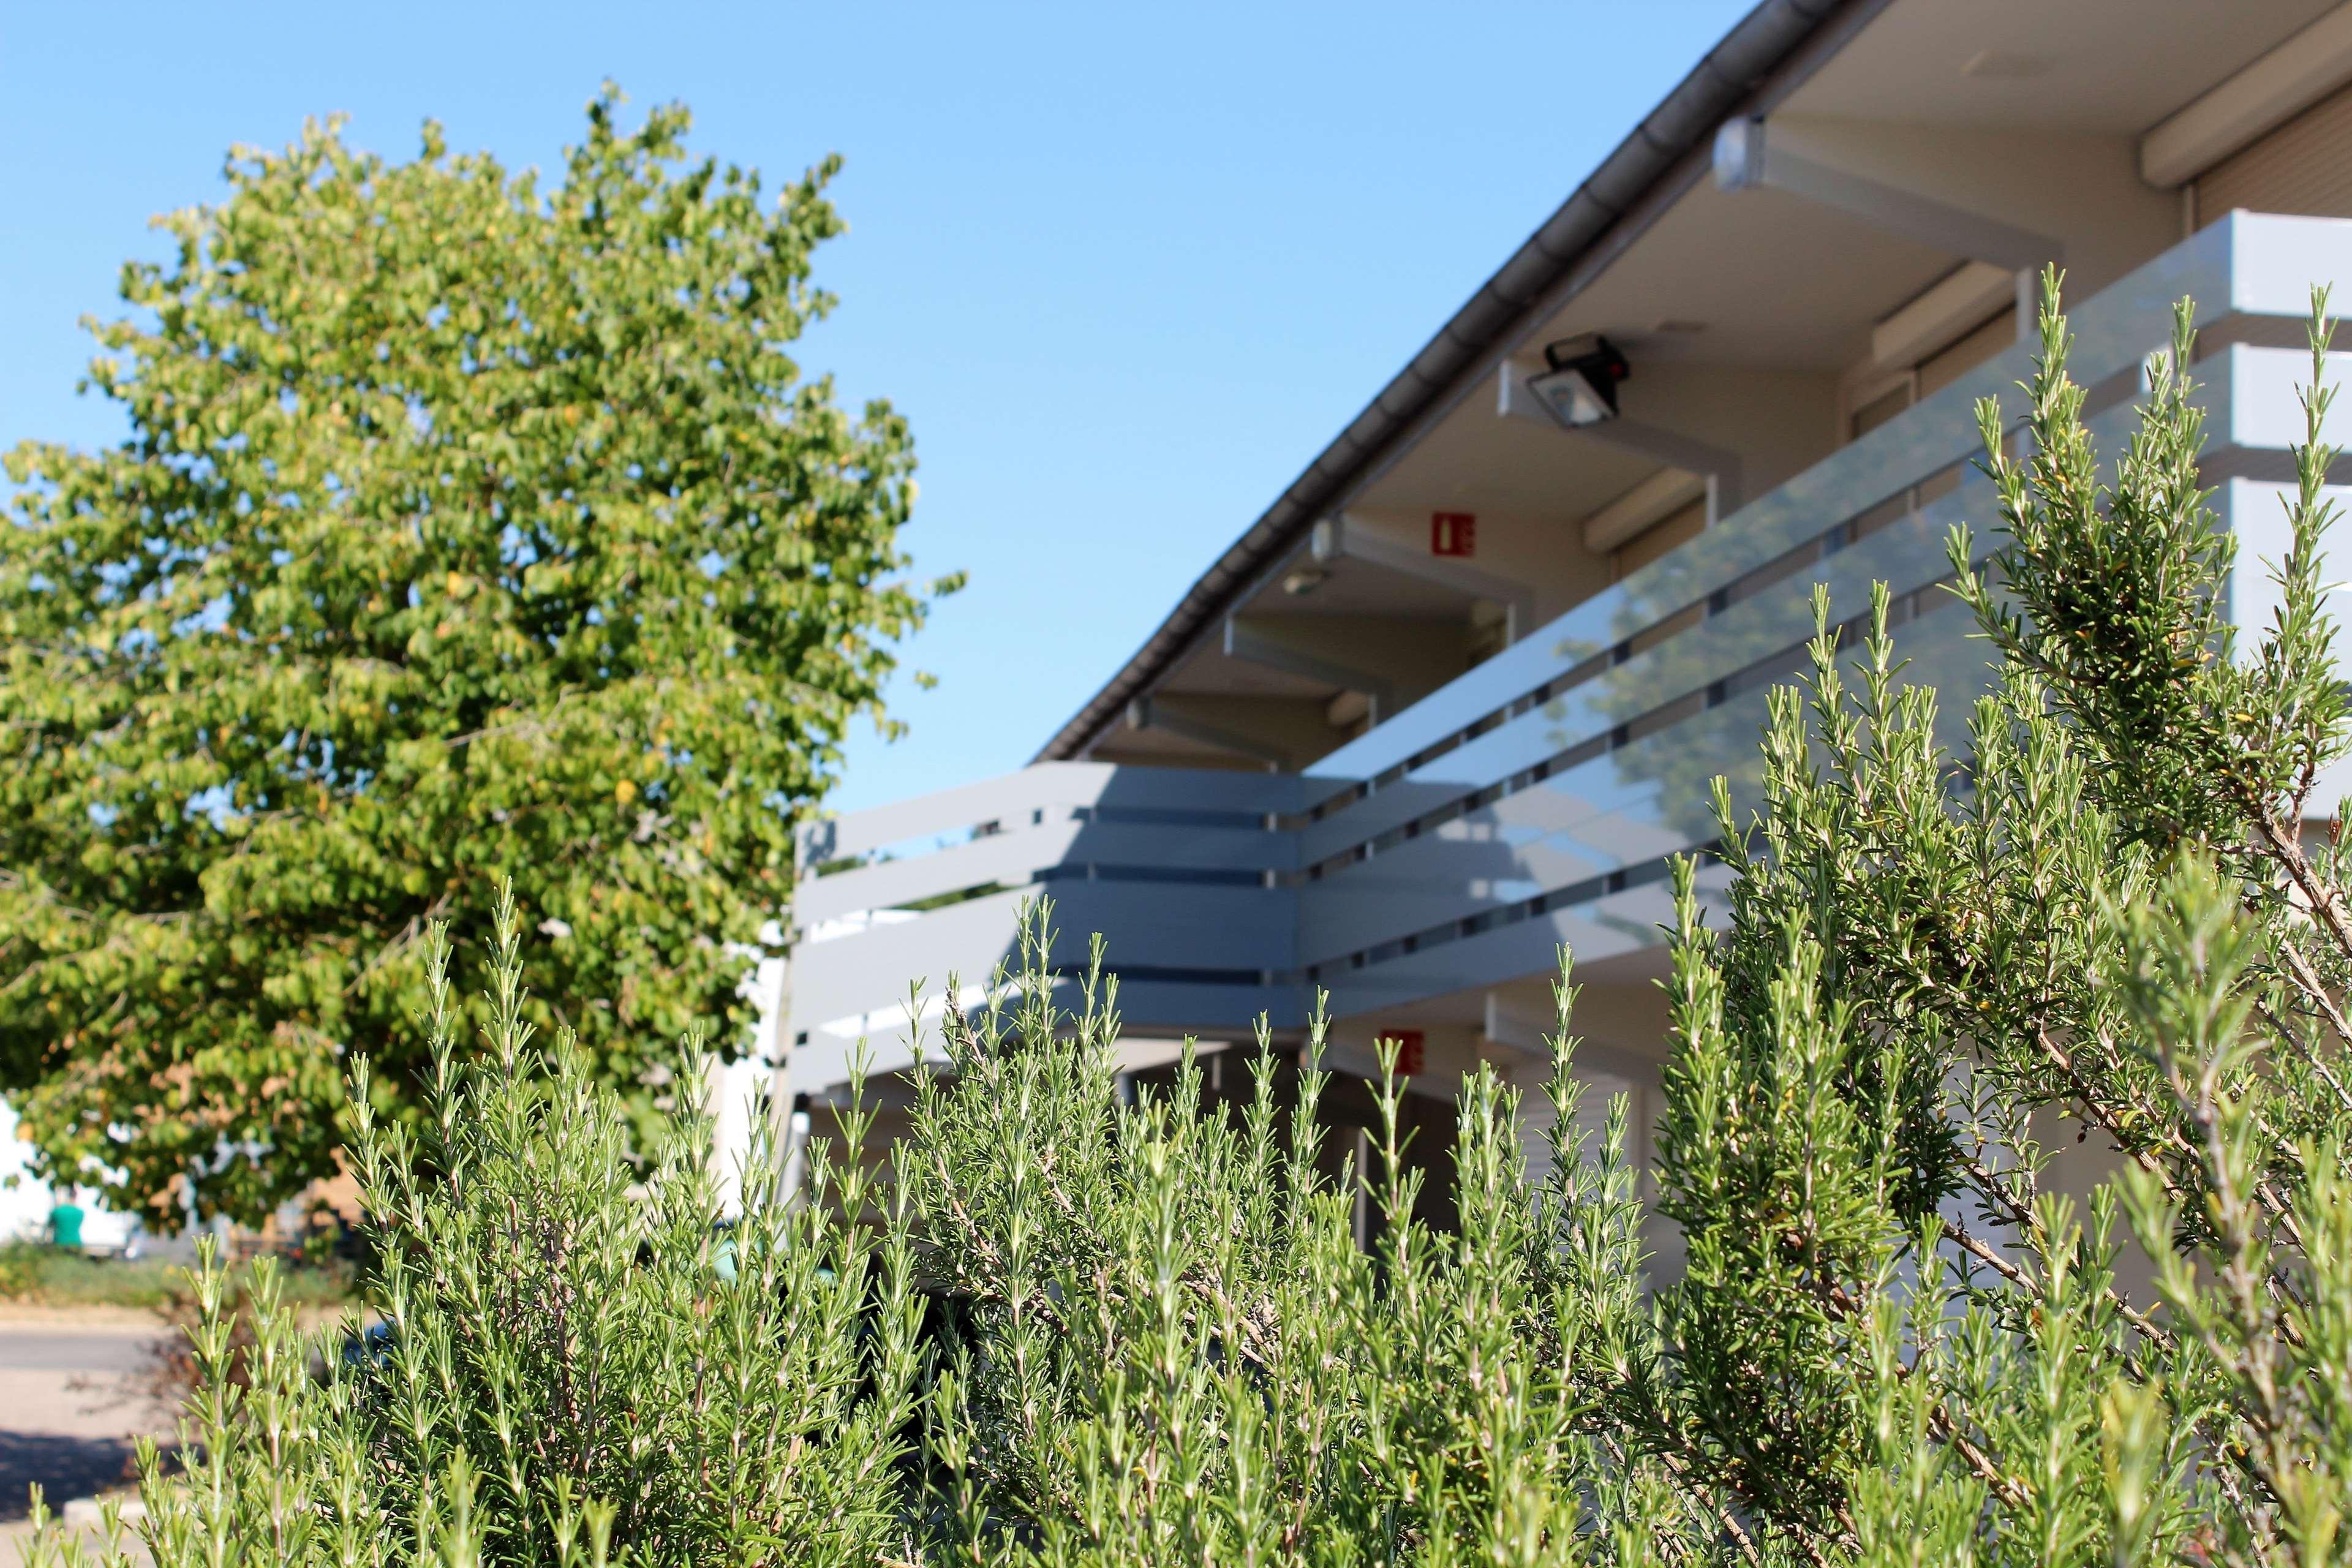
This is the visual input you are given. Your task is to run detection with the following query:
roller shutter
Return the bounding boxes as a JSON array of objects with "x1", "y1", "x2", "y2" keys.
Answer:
[
  {"x1": 1918, "y1": 305, "x2": 2017, "y2": 399},
  {"x1": 1613, "y1": 498, "x2": 1706, "y2": 579},
  {"x1": 2196, "y1": 78, "x2": 2352, "y2": 222}
]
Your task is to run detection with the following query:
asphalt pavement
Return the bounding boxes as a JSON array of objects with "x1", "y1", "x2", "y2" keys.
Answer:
[{"x1": 0, "y1": 1318, "x2": 171, "y2": 1533}]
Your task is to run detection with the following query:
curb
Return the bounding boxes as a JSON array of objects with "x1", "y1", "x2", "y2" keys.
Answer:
[{"x1": 59, "y1": 1495, "x2": 145, "y2": 1529}]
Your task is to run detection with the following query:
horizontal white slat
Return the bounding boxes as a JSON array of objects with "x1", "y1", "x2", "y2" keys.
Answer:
[
  {"x1": 799, "y1": 763, "x2": 1297, "y2": 868},
  {"x1": 1300, "y1": 213, "x2": 2347, "y2": 799},
  {"x1": 2220, "y1": 344, "x2": 2352, "y2": 450},
  {"x1": 1295, "y1": 607, "x2": 1995, "y2": 964},
  {"x1": 2230, "y1": 213, "x2": 2352, "y2": 314},
  {"x1": 797, "y1": 817, "x2": 1291, "y2": 929},
  {"x1": 1319, "y1": 871, "x2": 1730, "y2": 1019},
  {"x1": 788, "y1": 882, "x2": 1294, "y2": 1036},
  {"x1": 790, "y1": 976, "x2": 1302, "y2": 1091}
]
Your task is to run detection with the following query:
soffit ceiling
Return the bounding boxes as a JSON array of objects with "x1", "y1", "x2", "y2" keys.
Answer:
[
  {"x1": 1352, "y1": 374, "x2": 1661, "y2": 519},
  {"x1": 1782, "y1": 0, "x2": 2339, "y2": 132},
  {"x1": 1360, "y1": 0, "x2": 2352, "y2": 522},
  {"x1": 1158, "y1": 552, "x2": 1488, "y2": 696},
  {"x1": 1355, "y1": 178, "x2": 1925, "y2": 524},
  {"x1": 1071, "y1": 0, "x2": 2352, "y2": 756},
  {"x1": 1159, "y1": 646, "x2": 1329, "y2": 699},
  {"x1": 1524, "y1": 179, "x2": 1950, "y2": 372}
]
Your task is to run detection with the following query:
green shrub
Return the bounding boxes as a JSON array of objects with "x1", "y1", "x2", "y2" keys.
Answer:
[
  {"x1": 30, "y1": 893, "x2": 922, "y2": 1567},
  {"x1": 24, "y1": 282, "x2": 2352, "y2": 1566},
  {"x1": 0, "y1": 1245, "x2": 182, "y2": 1312},
  {"x1": 903, "y1": 930, "x2": 1684, "y2": 1562},
  {"x1": 0, "y1": 1242, "x2": 47, "y2": 1302},
  {"x1": 1619, "y1": 284, "x2": 2352, "y2": 1566},
  {"x1": 25, "y1": 899, "x2": 1672, "y2": 1566}
]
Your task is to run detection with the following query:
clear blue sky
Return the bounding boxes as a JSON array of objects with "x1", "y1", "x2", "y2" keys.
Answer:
[{"x1": 1, "y1": 1, "x2": 1754, "y2": 816}]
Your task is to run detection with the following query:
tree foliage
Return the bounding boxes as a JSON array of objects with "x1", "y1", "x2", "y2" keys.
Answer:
[{"x1": 0, "y1": 88, "x2": 953, "y2": 1226}]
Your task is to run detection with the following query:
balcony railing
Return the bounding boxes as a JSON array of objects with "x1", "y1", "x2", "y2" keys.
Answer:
[
  {"x1": 787, "y1": 764, "x2": 1300, "y2": 1090},
  {"x1": 785, "y1": 212, "x2": 2352, "y2": 1092}
]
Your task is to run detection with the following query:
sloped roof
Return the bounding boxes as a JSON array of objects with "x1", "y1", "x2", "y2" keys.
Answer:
[{"x1": 1035, "y1": 0, "x2": 1879, "y2": 763}]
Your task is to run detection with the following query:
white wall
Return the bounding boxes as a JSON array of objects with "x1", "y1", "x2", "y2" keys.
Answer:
[{"x1": 0, "y1": 1100, "x2": 144, "y2": 1246}]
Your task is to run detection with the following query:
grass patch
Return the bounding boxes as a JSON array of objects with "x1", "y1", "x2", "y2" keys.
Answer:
[{"x1": 0, "y1": 1242, "x2": 352, "y2": 1314}]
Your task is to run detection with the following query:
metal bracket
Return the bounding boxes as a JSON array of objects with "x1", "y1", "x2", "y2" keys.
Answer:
[
  {"x1": 1714, "y1": 116, "x2": 2061, "y2": 273},
  {"x1": 1497, "y1": 368, "x2": 1747, "y2": 519}
]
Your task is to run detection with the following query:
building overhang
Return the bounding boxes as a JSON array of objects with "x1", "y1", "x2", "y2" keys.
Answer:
[
  {"x1": 1033, "y1": 0, "x2": 1881, "y2": 763},
  {"x1": 1033, "y1": 0, "x2": 2345, "y2": 769}
]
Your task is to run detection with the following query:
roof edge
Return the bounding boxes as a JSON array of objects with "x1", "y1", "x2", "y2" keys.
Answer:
[{"x1": 1035, "y1": 0, "x2": 1883, "y2": 765}]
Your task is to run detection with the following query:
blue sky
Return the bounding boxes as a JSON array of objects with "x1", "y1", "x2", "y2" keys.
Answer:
[{"x1": 1, "y1": 1, "x2": 1753, "y2": 816}]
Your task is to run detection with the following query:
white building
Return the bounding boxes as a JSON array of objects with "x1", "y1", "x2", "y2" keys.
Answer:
[
  {"x1": 0, "y1": 1101, "x2": 148, "y2": 1256},
  {"x1": 775, "y1": 0, "x2": 2352, "y2": 1223}
]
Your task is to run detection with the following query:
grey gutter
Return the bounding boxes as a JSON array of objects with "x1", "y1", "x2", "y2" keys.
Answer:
[{"x1": 1035, "y1": 0, "x2": 1878, "y2": 765}]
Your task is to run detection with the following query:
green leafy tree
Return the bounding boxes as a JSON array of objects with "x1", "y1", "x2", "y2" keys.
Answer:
[{"x1": 0, "y1": 87, "x2": 954, "y2": 1226}]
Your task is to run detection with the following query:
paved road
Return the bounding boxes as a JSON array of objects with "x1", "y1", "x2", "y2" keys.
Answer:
[
  {"x1": 0, "y1": 1322, "x2": 170, "y2": 1525},
  {"x1": 0, "y1": 1332, "x2": 152, "y2": 1375}
]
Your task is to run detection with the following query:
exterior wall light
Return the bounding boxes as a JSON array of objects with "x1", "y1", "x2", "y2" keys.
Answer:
[
  {"x1": 1527, "y1": 334, "x2": 1630, "y2": 428},
  {"x1": 1282, "y1": 567, "x2": 1329, "y2": 597}
]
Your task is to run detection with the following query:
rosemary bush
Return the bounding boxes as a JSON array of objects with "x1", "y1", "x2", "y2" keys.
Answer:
[
  {"x1": 29, "y1": 893, "x2": 925, "y2": 1567},
  {"x1": 903, "y1": 937, "x2": 1687, "y2": 1564},
  {"x1": 24, "y1": 279, "x2": 2352, "y2": 1566},
  {"x1": 1634, "y1": 279, "x2": 2352, "y2": 1566}
]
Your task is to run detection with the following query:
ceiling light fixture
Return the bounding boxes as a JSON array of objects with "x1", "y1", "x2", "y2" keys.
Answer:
[
  {"x1": 1961, "y1": 48, "x2": 2047, "y2": 80},
  {"x1": 1526, "y1": 334, "x2": 1630, "y2": 428}
]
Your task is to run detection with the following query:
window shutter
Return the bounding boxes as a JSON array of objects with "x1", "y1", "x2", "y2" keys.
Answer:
[{"x1": 2196, "y1": 78, "x2": 2352, "y2": 222}]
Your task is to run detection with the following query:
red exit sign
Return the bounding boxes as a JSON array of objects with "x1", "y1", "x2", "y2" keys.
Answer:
[
  {"x1": 1430, "y1": 511, "x2": 1476, "y2": 557},
  {"x1": 1382, "y1": 1030, "x2": 1427, "y2": 1076},
  {"x1": 1420, "y1": 512, "x2": 1477, "y2": 554}
]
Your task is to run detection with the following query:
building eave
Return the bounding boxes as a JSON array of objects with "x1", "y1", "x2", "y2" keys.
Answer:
[{"x1": 1033, "y1": 0, "x2": 1887, "y2": 765}]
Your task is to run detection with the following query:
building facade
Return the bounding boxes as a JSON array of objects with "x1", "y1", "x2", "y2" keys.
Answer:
[{"x1": 767, "y1": 0, "x2": 2352, "y2": 1200}]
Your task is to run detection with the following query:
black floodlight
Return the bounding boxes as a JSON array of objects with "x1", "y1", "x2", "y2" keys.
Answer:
[{"x1": 1528, "y1": 334, "x2": 1630, "y2": 428}]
